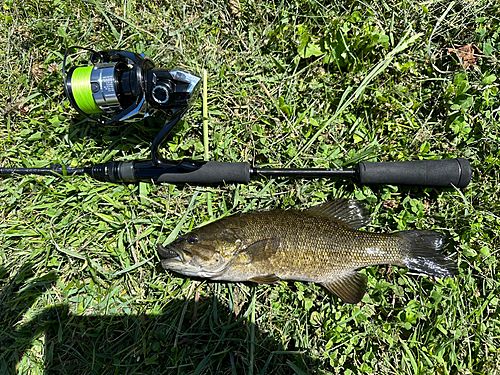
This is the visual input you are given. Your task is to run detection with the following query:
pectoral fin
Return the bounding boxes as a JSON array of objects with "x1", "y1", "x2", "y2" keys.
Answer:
[
  {"x1": 243, "y1": 237, "x2": 281, "y2": 263},
  {"x1": 249, "y1": 274, "x2": 280, "y2": 284},
  {"x1": 321, "y1": 272, "x2": 367, "y2": 304}
]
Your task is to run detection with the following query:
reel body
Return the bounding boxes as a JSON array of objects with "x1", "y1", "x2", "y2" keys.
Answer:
[{"x1": 64, "y1": 49, "x2": 200, "y2": 125}]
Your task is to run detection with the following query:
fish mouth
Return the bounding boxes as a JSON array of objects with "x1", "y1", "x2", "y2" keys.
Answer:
[
  {"x1": 157, "y1": 244, "x2": 200, "y2": 276},
  {"x1": 157, "y1": 244, "x2": 227, "y2": 279},
  {"x1": 157, "y1": 245, "x2": 184, "y2": 262}
]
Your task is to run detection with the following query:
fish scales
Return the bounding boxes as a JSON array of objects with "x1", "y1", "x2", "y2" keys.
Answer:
[{"x1": 229, "y1": 210, "x2": 403, "y2": 282}]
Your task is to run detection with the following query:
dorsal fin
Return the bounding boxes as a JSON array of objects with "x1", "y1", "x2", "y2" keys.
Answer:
[
  {"x1": 321, "y1": 271, "x2": 367, "y2": 304},
  {"x1": 305, "y1": 199, "x2": 369, "y2": 228}
]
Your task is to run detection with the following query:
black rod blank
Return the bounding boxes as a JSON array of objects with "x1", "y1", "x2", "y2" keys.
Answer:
[{"x1": 0, "y1": 166, "x2": 85, "y2": 176}]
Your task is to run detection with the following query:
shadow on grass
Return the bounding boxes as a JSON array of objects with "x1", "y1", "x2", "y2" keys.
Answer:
[
  {"x1": 67, "y1": 114, "x2": 161, "y2": 155},
  {"x1": 0, "y1": 264, "x2": 317, "y2": 374}
]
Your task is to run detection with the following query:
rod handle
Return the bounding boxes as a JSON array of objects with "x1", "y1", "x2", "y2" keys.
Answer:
[
  {"x1": 157, "y1": 161, "x2": 251, "y2": 184},
  {"x1": 357, "y1": 158, "x2": 471, "y2": 188}
]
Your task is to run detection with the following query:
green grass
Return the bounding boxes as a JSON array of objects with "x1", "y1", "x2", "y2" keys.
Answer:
[{"x1": 1, "y1": 0, "x2": 499, "y2": 373}]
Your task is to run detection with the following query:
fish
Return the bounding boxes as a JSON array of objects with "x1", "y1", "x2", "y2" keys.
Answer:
[{"x1": 158, "y1": 199, "x2": 455, "y2": 303}]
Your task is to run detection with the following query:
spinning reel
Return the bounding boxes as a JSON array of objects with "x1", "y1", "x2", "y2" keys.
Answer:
[{"x1": 63, "y1": 47, "x2": 200, "y2": 164}]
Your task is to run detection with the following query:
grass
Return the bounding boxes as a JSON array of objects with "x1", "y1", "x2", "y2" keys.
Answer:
[{"x1": 0, "y1": 0, "x2": 499, "y2": 373}]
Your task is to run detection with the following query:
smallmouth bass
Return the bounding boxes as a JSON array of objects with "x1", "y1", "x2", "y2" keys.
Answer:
[{"x1": 158, "y1": 200, "x2": 455, "y2": 303}]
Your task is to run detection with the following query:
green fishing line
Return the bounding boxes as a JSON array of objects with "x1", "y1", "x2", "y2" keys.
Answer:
[{"x1": 70, "y1": 66, "x2": 101, "y2": 114}]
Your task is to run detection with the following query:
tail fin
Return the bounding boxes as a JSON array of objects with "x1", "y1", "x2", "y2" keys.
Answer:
[{"x1": 396, "y1": 230, "x2": 456, "y2": 278}]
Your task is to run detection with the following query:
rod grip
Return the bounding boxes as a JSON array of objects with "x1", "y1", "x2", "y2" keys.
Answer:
[
  {"x1": 357, "y1": 158, "x2": 471, "y2": 188},
  {"x1": 156, "y1": 161, "x2": 251, "y2": 184}
]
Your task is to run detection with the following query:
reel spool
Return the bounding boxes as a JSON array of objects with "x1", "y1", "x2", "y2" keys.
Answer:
[{"x1": 63, "y1": 47, "x2": 200, "y2": 125}]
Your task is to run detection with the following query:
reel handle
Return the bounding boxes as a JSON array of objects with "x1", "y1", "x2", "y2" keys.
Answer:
[{"x1": 357, "y1": 158, "x2": 471, "y2": 188}]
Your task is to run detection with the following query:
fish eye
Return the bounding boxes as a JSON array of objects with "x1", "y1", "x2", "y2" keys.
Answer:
[{"x1": 186, "y1": 235, "x2": 198, "y2": 244}]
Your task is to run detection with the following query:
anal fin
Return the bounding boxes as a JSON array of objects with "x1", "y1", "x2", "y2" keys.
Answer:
[{"x1": 321, "y1": 272, "x2": 367, "y2": 304}]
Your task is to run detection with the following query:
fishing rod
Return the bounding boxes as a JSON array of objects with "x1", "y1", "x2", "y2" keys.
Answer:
[
  {"x1": 0, "y1": 48, "x2": 472, "y2": 188},
  {"x1": 0, "y1": 158, "x2": 471, "y2": 188}
]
